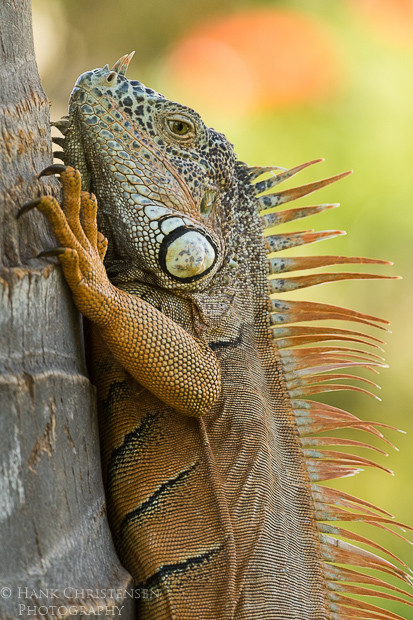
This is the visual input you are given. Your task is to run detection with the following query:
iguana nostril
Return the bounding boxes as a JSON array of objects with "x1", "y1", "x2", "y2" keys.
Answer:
[
  {"x1": 106, "y1": 72, "x2": 117, "y2": 84},
  {"x1": 159, "y1": 227, "x2": 217, "y2": 281}
]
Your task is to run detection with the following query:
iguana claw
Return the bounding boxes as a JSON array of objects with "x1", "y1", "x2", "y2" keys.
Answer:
[
  {"x1": 16, "y1": 197, "x2": 43, "y2": 218},
  {"x1": 37, "y1": 247, "x2": 68, "y2": 259},
  {"x1": 38, "y1": 164, "x2": 68, "y2": 178},
  {"x1": 50, "y1": 118, "x2": 70, "y2": 135},
  {"x1": 52, "y1": 137, "x2": 65, "y2": 148}
]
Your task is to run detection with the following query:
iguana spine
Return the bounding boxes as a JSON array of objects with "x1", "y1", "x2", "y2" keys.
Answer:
[{"x1": 19, "y1": 52, "x2": 412, "y2": 619}]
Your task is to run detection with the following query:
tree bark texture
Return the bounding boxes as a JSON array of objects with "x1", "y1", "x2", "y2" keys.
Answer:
[{"x1": 0, "y1": 2, "x2": 134, "y2": 618}]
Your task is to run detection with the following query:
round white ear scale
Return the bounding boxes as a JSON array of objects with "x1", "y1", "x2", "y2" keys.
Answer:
[{"x1": 163, "y1": 229, "x2": 216, "y2": 280}]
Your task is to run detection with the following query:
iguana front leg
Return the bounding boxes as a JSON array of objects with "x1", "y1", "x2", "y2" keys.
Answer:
[{"x1": 19, "y1": 166, "x2": 221, "y2": 416}]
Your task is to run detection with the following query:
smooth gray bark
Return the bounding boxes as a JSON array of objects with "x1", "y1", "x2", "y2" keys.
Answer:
[{"x1": 0, "y1": 2, "x2": 134, "y2": 617}]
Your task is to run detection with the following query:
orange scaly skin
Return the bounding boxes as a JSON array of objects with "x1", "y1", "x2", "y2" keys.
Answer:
[
  {"x1": 30, "y1": 168, "x2": 221, "y2": 417},
  {"x1": 21, "y1": 54, "x2": 412, "y2": 619}
]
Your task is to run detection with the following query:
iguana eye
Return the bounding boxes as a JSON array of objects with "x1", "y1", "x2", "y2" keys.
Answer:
[
  {"x1": 165, "y1": 117, "x2": 194, "y2": 139},
  {"x1": 168, "y1": 120, "x2": 189, "y2": 135}
]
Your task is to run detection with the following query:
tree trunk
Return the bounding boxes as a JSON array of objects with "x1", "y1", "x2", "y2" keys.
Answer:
[{"x1": 0, "y1": 2, "x2": 134, "y2": 618}]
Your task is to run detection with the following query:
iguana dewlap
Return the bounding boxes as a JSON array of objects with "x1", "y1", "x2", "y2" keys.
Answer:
[{"x1": 21, "y1": 53, "x2": 412, "y2": 619}]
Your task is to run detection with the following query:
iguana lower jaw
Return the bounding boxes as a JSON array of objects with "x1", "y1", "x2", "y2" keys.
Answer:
[{"x1": 41, "y1": 54, "x2": 412, "y2": 619}]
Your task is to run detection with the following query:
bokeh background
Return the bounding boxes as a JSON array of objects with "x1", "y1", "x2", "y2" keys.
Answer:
[{"x1": 32, "y1": 0, "x2": 412, "y2": 612}]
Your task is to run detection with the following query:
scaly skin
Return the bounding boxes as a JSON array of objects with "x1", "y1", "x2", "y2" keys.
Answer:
[
  {"x1": 20, "y1": 54, "x2": 412, "y2": 619},
  {"x1": 27, "y1": 164, "x2": 326, "y2": 619},
  {"x1": 27, "y1": 167, "x2": 221, "y2": 417}
]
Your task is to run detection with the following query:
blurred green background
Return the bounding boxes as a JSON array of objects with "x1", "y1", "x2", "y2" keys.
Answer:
[{"x1": 32, "y1": 0, "x2": 412, "y2": 613}]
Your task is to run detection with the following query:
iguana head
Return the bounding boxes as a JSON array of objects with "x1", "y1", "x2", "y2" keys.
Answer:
[{"x1": 61, "y1": 53, "x2": 238, "y2": 290}]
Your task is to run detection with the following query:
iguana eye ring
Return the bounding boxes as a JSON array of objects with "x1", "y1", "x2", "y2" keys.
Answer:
[{"x1": 165, "y1": 116, "x2": 195, "y2": 140}]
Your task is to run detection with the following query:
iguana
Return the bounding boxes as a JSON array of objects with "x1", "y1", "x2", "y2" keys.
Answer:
[{"x1": 19, "y1": 53, "x2": 412, "y2": 619}]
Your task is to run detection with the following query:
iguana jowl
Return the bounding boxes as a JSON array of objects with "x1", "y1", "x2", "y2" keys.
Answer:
[{"x1": 20, "y1": 53, "x2": 412, "y2": 619}]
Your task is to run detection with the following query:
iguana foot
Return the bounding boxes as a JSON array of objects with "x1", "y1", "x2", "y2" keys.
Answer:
[
  {"x1": 18, "y1": 166, "x2": 113, "y2": 325},
  {"x1": 18, "y1": 166, "x2": 221, "y2": 415}
]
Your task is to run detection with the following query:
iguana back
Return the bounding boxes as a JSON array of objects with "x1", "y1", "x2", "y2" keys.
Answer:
[{"x1": 44, "y1": 53, "x2": 411, "y2": 619}]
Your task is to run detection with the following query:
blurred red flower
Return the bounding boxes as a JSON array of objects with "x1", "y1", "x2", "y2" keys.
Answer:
[{"x1": 165, "y1": 8, "x2": 340, "y2": 115}]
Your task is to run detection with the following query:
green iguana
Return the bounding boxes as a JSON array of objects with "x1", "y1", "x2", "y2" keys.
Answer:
[{"x1": 19, "y1": 52, "x2": 412, "y2": 619}]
